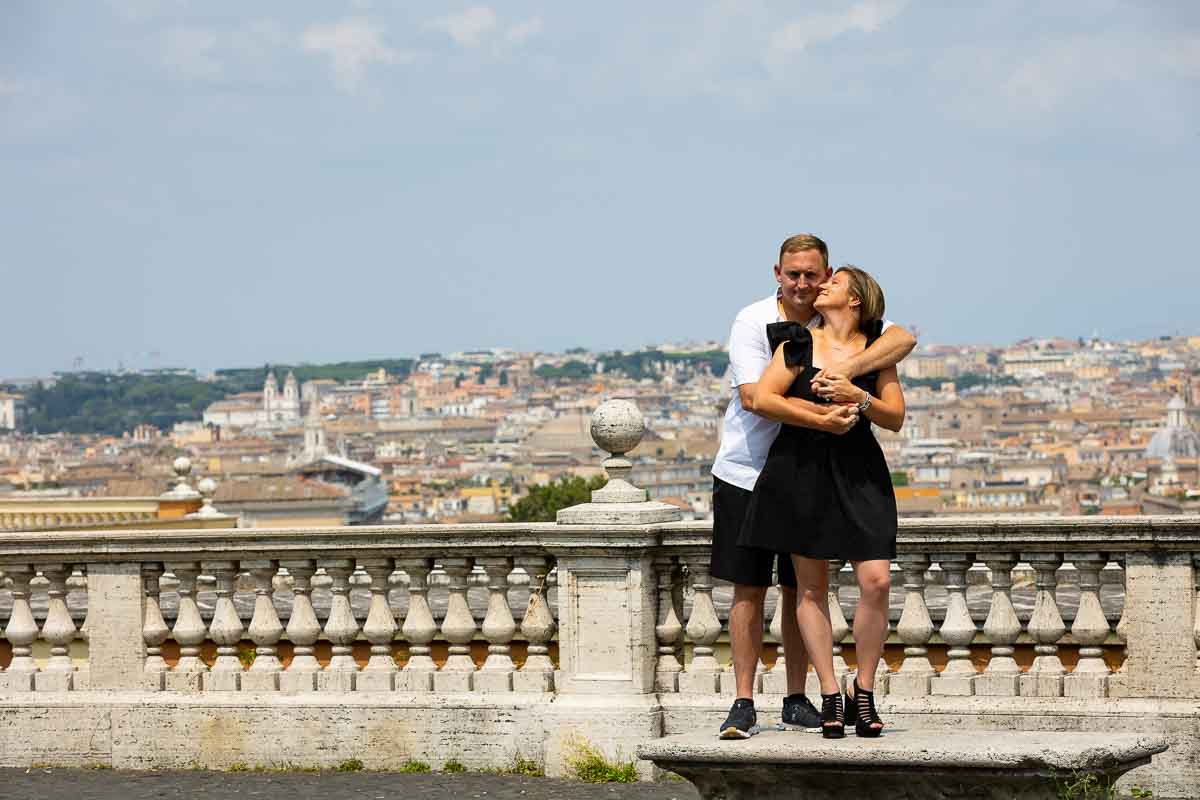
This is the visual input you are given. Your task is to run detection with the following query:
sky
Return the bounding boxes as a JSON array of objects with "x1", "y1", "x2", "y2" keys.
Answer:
[{"x1": 2, "y1": 1, "x2": 1198, "y2": 377}]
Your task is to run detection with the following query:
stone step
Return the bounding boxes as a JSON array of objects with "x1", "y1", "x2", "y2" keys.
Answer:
[{"x1": 638, "y1": 729, "x2": 1167, "y2": 800}]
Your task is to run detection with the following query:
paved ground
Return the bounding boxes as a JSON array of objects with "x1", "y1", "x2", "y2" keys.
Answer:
[{"x1": 0, "y1": 769, "x2": 702, "y2": 800}]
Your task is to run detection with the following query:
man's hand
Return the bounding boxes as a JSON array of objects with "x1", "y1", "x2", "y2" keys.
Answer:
[
  {"x1": 811, "y1": 373, "x2": 865, "y2": 405},
  {"x1": 819, "y1": 404, "x2": 858, "y2": 435}
]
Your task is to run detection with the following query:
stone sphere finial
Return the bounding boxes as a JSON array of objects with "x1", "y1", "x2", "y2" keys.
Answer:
[
  {"x1": 556, "y1": 396, "x2": 681, "y2": 523},
  {"x1": 590, "y1": 398, "x2": 645, "y2": 457},
  {"x1": 587, "y1": 398, "x2": 648, "y2": 504},
  {"x1": 162, "y1": 455, "x2": 200, "y2": 499},
  {"x1": 189, "y1": 477, "x2": 221, "y2": 518}
]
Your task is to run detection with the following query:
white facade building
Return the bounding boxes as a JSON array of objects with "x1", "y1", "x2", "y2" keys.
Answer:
[{"x1": 0, "y1": 393, "x2": 25, "y2": 430}]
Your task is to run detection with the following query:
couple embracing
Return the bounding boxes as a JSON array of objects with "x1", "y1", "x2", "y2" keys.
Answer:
[{"x1": 711, "y1": 233, "x2": 915, "y2": 740}]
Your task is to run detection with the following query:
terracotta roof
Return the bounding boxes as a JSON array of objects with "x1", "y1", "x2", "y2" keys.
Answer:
[
  {"x1": 214, "y1": 477, "x2": 346, "y2": 503},
  {"x1": 95, "y1": 478, "x2": 165, "y2": 497}
]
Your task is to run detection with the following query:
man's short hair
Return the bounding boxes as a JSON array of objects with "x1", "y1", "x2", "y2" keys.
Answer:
[{"x1": 778, "y1": 233, "x2": 829, "y2": 270}]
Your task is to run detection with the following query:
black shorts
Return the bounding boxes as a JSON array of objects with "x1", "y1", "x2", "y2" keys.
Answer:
[{"x1": 710, "y1": 476, "x2": 797, "y2": 588}]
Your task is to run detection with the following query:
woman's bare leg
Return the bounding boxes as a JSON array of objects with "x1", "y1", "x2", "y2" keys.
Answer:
[
  {"x1": 850, "y1": 559, "x2": 891, "y2": 692},
  {"x1": 850, "y1": 559, "x2": 891, "y2": 731},
  {"x1": 791, "y1": 555, "x2": 837, "y2": 696}
]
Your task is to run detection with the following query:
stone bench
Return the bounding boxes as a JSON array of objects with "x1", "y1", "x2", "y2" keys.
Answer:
[{"x1": 637, "y1": 729, "x2": 1167, "y2": 800}]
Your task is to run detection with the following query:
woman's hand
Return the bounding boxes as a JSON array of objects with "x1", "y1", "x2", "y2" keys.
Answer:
[{"x1": 811, "y1": 371, "x2": 866, "y2": 405}]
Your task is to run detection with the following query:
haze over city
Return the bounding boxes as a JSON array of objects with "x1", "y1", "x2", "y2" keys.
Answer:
[{"x1": 3, "y1": 1, "x2": 1198, "y2": 377}]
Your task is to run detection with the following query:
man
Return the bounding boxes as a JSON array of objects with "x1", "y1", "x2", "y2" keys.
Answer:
[{"x1": 711, "y1": 233, "x2": 916, "y2": 739}]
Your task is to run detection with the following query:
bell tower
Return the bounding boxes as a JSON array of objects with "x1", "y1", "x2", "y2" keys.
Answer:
[{"x1": 263, "y1": 369, "x2": 279, "y2": 419}]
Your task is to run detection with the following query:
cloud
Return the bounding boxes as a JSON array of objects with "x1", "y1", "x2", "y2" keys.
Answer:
[
  {"x1": 301, "y1": 17, "x2": 406, "y2": 92},
  {"x1": 933, "y1": 32, "x2": 1200, "y2": 139},
  {"x1": 428, "y1": 6, "x2": 497, "y2": 48},
  {"x1": 106, "y1": 0, "x2": 186, "y2": 23},
  {"x1": 767, "y1": 0, "x2": 907, "y2": 65},
  {"x1": 0, "y1": 78, "x2": 31, "y2": 97},
  {"x1": 1160, "y1": 36, "x2": 1200, "y2": 79},
  {"x1": 0, "y1": 78, "x2": 88, "y2": 137},
  {"x1": 505, "y1": 17, "x2": 543, "y2": 46},
  {"x1": 157, "y1": 21, "x2": 290, "y2": 84},
  {"x1": 162, "y1": 27, "x2": 223, "y2": 79}
]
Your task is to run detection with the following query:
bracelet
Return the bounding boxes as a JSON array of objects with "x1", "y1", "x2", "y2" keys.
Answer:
[{"x1": 857, "y1": 392, "x2": 872, "y2": 413}]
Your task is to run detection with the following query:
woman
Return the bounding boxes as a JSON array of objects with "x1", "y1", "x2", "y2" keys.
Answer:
[{"x1": 738, "y1": 266, "x2": 905, "y2": 739}]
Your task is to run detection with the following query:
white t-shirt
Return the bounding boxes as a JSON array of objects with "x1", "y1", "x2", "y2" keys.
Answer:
[{"x1": 711, "y1": 293, "x2": 893, "y2": 492}]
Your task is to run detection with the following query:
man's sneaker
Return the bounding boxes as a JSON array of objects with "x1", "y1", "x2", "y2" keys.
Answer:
[
  {"x1": 719, "y1": 698, "x2": 757, "y2": 739},
  {"x1": 780, "y1": 693, "x2": 821, "y2": 730}
]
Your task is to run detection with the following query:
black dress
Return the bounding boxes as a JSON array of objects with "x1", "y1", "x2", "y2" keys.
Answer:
[{"x1": 738, "y1": 321, "x2": 898, "y2": 562}]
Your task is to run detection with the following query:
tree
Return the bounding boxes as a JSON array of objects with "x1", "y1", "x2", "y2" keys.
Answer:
[
  {"x1": 507, "y1": 476, "x2": 606, "y2": 522},
  {"x1": 534, "y1": 360, "x2": 592, "y2": 381}
]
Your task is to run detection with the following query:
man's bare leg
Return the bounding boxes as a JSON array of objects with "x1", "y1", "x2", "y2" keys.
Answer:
[{"x1": 729, "y1": 583, "x2": 767, "y2": 699}]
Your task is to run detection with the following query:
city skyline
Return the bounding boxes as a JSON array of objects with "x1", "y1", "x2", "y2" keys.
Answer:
[
  {"x1": 3, "y1": 2, "x2": 1198, "y2": 377},
  {"x1": 3, "y1": 324, "x2": 1198, "y2": 382}
]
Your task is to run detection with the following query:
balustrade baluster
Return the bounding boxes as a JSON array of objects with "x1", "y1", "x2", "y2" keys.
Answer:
[
  {"x1": 652, "y1": 556, "x2": 684, "y2": 693},
  {"x1": 1064, "y1": 552, "x2": 1112, "y2": 698},
  {"x1": 279, "y1": 560, "x2": 321, "y2": 693},
  {"x1": 397, "y1": 557, "x2": 437, "y2": 692},
  {"x1": 1020, "y1": 552, "x2": 1066, "y2": 697},
  {"x1": 931, "y1": 554, "x2": 977, "y2": 696},
  {"x1": 204, "y1": 560, "x2": 244, "y2": 691},
  {"x1": 546, "y1": 565, "x2": 561, "y2": 690},
  {"x1": 1114, "y1": 555, "x2": 1128, "y2": 673},
  {"x1": 242, "y1": 560, "x2": 283, "y2": 692},
  {"x1": 71, "y1": 565, "x2": 91, "y2": 690},
  {"x1": 975, "y1": 553, "x2": 1021, "y2": 696},
  {"x1": 513, "y1": 556, "x2": 556, "y2": 693},
  {"x1": 35, "y1": 564, "x2": 77, "y2": 692},
  {"x1": 1194, "y1": 553, "x2": 1200, "y2": 675},
  {"x1": 827, "y1": 561, "x2": 850, "y2": 695},
  {"x1": 164, "y1": 562, "x2": 207, "y2": 692},
  {"x1": 357, "y1": 557, "x2": 398, "y2": 692},
  {"x1": 875, "y1": 617, "x2": 892, "y2": 696},
  {"x1": 140, "y1": 563, "x2": 169, "y2": 691},
  {"x1": 891, "y1": 554, "x2": 935, "y2": 696},
  {"x1": 318, "y1": 558, "x2": 359, "y2": 691},
  {"x1": 476, "y1": 557, "x2": 516, "y2": 692},
  {"x1": 679, "y1": 555, "x2": 722, "y2": 694},
  {"x1": 0, "y1": 564, "x2": 38, "y2": 691},
  {"x1": 762, "y1": 576, "x2": 788, "y2": 695},
  {"x1": 435, "y1": 557, "x2": 477, "y2": 692}
]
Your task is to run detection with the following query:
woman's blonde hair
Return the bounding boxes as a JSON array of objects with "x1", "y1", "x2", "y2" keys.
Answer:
[{"x1": 835, "y1": 265, "x2": 886, "y2": 333}]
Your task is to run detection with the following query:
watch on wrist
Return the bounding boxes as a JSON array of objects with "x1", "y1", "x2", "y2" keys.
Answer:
[{"x1": 857, "y1": 392, "x2": 872, "y2": 413}]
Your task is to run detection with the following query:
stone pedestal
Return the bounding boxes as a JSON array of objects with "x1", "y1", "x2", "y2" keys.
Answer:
[
  {"x1": 551, "y1": 397, "x2": 680, "y2": 778},
  {"x1": 1110, "y1": 553, "x2": 1200, "y2": 699},
  {"x1": 82, "y1": 563, "x2": 146, "y2": 690}
]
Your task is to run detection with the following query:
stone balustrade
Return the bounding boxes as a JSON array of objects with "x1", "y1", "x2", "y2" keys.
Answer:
[
  {"x1": 0, "y1": 517, "x2": 1196, "y2": 702},
  {"x1": 0, "y1": 517, "x2": 1197, "y2": 794},
  {"x1": 0, "y1": 527, "x2": 564, "y2": 696}
]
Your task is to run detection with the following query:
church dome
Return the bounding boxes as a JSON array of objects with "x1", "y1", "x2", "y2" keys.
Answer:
[
  {"x1": 1144, "y1": 395, "x2": 1200, "y2": 460},
  {"x1": 1145, "y1": 427, "x2": 1200, "y2": 460}
]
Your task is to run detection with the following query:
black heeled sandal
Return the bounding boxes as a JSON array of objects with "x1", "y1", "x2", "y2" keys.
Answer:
[
  {"x1": 819, "y1": 692, "x2": 845, "y2": 739},
  {"x1": 847, "y1": 678, "x2": 884, "y2": 738}
]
